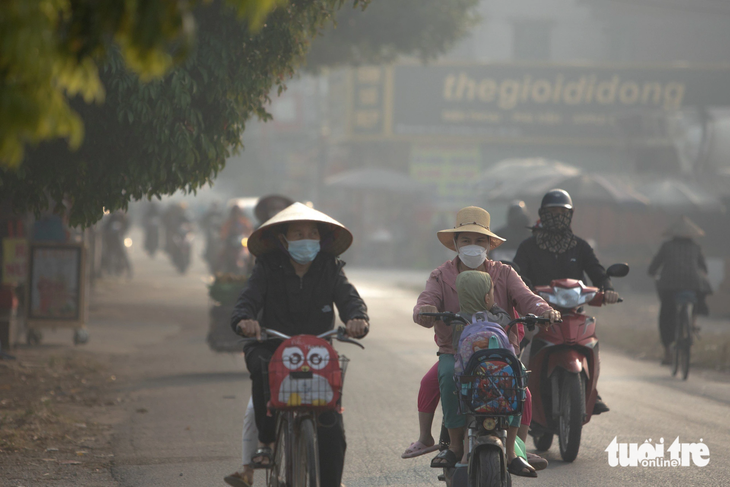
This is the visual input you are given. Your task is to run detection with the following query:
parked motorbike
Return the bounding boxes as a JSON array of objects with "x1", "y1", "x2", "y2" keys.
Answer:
[
  {"x1": 527, "y1": 263, "x2": 629, "y2": 462},
  {"x1": 169, "y1": 222, "x2": 194, "y2": 274},
  {"x1": 420, "y1": 312, "x2": 551, "y2": 487}
]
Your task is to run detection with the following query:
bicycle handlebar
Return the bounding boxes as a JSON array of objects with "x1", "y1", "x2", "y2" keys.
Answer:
[{"x1": 238, "y1": 325, "x2": 366, "y2": 349}]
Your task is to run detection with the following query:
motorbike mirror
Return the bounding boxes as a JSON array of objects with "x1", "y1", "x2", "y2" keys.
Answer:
[{"x1": 606, "y1": 263, "x2": 630, "y2": 278}]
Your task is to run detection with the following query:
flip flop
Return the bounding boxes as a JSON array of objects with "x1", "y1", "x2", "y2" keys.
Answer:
[
  {"x1": 223, "y1": 471, "x2": 252, "y2": 487},
  {"x1": 526, "y1": 452, "x2": 548, "y2": 471},
  {"x1": 401, "y1": 440, "x2": 439, "y2": 459},
  {"x1": 430, "y1": 449, "x2": 459, "y2": 468},
  {"x1": 508, "y1": 457, "x2": 537, "y2": 478}
]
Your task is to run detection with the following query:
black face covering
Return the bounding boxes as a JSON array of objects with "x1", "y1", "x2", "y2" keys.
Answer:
[{"x1": 535, "y1": 208, "x2": 577, "y2": 254}]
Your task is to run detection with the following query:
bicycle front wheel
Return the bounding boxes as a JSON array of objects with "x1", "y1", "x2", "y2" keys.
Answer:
[
  {"x1": 269, "y1": 415, "x2": 291, "y2": 487},
  {"x1": 672, "y1": 304, "x2": 692, "y2": 380},
  {"x1": 294, "y1": 416, "x2": 320, "y2": 487},
  {"x1": 680, "y1": 305, "x2": 692, "y2": 380}
]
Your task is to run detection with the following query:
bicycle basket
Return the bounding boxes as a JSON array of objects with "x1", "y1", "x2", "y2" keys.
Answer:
[
  {"x1": 266, "y1": 335, "x2": 346, "y2": 411},
  {"x1": 457, "y1": 349, "x2": 525, "y2": 416}
]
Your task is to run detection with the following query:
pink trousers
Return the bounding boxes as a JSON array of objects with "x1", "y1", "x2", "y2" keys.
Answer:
[{"x1": 418, "y1": 361, "x2": 532, "y2": 426}]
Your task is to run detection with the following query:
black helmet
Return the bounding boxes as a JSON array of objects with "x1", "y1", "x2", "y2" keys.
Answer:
[
  {"x1": 540, "y1": 189, "x2": 573, "y2": 210},
  {"x1": 507, "y1": 200, "x2": 529, "y2": 227}
]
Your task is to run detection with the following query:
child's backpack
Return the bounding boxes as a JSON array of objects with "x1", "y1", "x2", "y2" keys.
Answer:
[
  {"x1": 267, "y1": 335, "x2": 342, "y2": 410},
  {"x1": 454, "y1": 312, "x2": 525, "y2": 416},
  {"x1": 454, "y1": 312, "x2": 512, "y2": 375}
]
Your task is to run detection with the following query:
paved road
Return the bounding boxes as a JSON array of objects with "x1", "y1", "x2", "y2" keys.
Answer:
[{"x1": 46, "y1": 238, "x2": 730, "y2": 486}]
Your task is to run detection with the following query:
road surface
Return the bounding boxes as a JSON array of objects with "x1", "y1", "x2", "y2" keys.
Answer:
[{"x1": 44, "y1": 238, "x2": 730, "y2": 486}]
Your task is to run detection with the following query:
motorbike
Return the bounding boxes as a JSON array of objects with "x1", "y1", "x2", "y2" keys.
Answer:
[
  {"x1": 144, "y1": 215, "x2": 160, "y2": 257},
  {"x1": 420, "y1": 312, "x2": 552, "y2": 487},
  {"x1": 168, "y1": 222, "x2": 195, "y2": 274},
  {"x1": 527, "y1": 263, "x2": 629, "y2": 462},
  {"x1": 102, "y1": 220, "x2": 132, "y2": 277}
]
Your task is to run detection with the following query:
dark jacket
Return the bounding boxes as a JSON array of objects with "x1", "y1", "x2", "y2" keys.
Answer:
[
  {"x1": 230, "y1": 251, "x2": 368, "y2": 353},
  {"x1": 513, "y1": 236, "x2": 613, "y2": 290},
  {"x1": 648, "y1": 238, "x2": 708, "y2": 292}
]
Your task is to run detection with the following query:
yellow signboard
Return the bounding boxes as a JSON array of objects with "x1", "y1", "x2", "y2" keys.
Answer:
[{"x1": 2, "y1": 238, "x2": 28, "y2": 285}]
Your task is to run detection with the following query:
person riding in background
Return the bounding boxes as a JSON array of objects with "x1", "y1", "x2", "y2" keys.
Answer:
[
  {"x1": 648, "y1": 216, "x2": 711, "y2": 365},
  {"x1": 229, "y1": 203, "x2": 369, "y2": 487},
  {"x1": 491, "y1": 200, "x2": 532, "y2": 262},
  {"x1": 407, "y1": 206, "x2": 559, "y2": 471},
  {"x1": 513, "y1": 189, "x2": 619, "y2": 415},
  {"x1": 220, "y1": 204, "x2": 253, "y2": 241},
  {"x1": 253, "y1": 194, "x2": 294, "y2": 228}
]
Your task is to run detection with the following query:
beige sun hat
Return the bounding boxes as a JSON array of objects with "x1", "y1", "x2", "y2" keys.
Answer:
[
  {"x1": 247, "y1": 202, "x2": 353, "y2": 257},
  {"x1": 664, "y1": 216, "x2": 705, "y2": 238},
  {"x1": 437, "y1": 206, "x2": 506, "y2": 251}
]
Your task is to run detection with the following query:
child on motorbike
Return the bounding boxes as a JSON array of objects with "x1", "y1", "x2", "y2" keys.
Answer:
[
  {"x1": 410, "y1": 207, "x2": 558, "y2": 472},
  {"x1": 454, "y1": 270, "x2": 536, "y2": 477}
]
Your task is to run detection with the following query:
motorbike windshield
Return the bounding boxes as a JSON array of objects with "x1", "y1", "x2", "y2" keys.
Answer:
[{"x1": 542, "y1": 286, "x2": 594, "y2": 309}]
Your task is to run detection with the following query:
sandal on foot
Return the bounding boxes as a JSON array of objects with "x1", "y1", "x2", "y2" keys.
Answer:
[
  {"x1": 224, "y1": 471, "x2": 252, "y2": 487},
  {"x1": 402, "y1": 440, "x2": 439, "y2": 459},
  {"x1": 430, "y1": 449, "x2": 459, "y2": 468},
  {"x1": 508, "y1": 457, "x2": 537, "y2": 478},
  {"x1": 251, "y1": 446, "x2": 273, "y2": 469},
  {"x1": 526, "y1": 452, "x2": 548, "y2": 471}
]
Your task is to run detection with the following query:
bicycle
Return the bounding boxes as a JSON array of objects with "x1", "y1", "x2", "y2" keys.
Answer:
[
  {"x1": 243, "y1": 326, "x2": 364, "y2": 487},
  {"x1": 672, "y1": 291, "x2": 698, "y2": 381}
]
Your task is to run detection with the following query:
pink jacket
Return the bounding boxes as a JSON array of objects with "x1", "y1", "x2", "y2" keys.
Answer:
[{"x1": 413, "y1": 258, "x2": 552, "y2": 355}]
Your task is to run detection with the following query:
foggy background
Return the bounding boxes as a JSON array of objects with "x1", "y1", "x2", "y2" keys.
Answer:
[{"x1": 132, "y1": 0, "x2": 730, "y2": 308}]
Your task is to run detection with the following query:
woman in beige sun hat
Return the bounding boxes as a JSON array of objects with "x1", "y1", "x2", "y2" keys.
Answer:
[
  {"x1": 649, "y1": 216, "x2": 711, "y2": 365},
  {"x1": 403, "y1": 206, "x2": 559, "y2": 474}
]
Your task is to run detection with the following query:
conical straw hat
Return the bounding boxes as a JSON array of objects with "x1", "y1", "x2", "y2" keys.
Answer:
[
  {"x1": 664, "y1": 216, "x2": 705, "y2": 238},
  {"x1": 247, "y1": 202, "x2": 353, "y2": 257},
  {"x1": 437, "y1": 206, "x2": 506, "y2": 251}
]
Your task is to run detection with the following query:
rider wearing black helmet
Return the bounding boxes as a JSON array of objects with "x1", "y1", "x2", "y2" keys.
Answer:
[{"x1": 513, "y1": 189, "x2": 619, "y2": 415}]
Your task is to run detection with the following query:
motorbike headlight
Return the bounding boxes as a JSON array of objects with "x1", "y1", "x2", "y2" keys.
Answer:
[
  {"x1": 553, "y1": 287, "x2": 582, "y2": 308},
  {"x1": 123, "y1": 238, "x2": 133, "y2": 248},
  {"x1": 241, "y1": 237, "x2": 248, "y2": 247}
]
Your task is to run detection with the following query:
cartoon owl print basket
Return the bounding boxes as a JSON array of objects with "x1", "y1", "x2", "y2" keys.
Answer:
[
  {"x1": 266, "y1": 335, "x2": 348, "y2": 411},
  {"x1": 457, "y1": 349, "x2": 526, "y2": 416}
]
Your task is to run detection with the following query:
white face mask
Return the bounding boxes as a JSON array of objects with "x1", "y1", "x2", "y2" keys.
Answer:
[{"x1": 457, "y1": 243, "x2": 489, "y2": 269}]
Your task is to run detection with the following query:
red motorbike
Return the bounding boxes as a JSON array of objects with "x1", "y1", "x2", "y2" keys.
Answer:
[{"x1": 526, "y1": 263, "x2": 629, "y2": 462}]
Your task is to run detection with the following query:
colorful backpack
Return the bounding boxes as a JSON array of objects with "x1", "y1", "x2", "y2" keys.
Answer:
[
  {"x1": 268, "y1": 335, "x2": 342, "y2": 410},
  {"x1": 454, "y1": 313, "x2": 525, "y2": 416},
  {"x1": 454, "y1": 312, "x2": 512, "y2": 375}
]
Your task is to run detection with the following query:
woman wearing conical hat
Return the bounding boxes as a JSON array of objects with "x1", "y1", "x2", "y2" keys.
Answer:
[
  {"x1": 649, "y1": 216, "x2": 711, "y2": 365},
  {"x1": 229, "y1": 203, "x2": 368, "y2": 487},
  {"x1": 405, "y1": 206, "x2": 559, "y2": 474}
]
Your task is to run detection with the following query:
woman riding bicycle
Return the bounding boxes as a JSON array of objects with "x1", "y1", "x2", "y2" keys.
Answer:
[
  {"x1": 648, "y1": 216, "x2": 711, "y2": 365},
  {"x1": 410, "y1": 206, "x2": 560, "y2": 472},
  {"x1": 231, "y1": 203, "x2": 369, "y2": 487}
]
